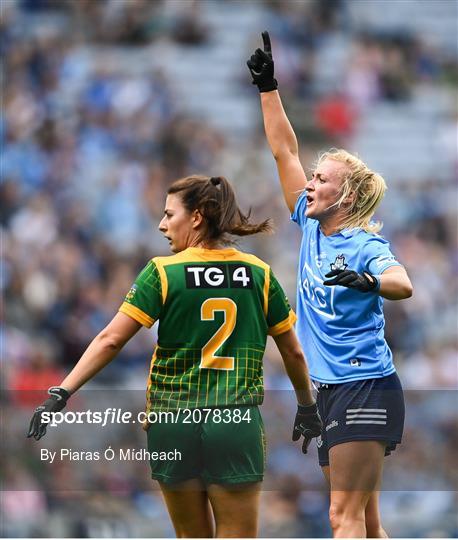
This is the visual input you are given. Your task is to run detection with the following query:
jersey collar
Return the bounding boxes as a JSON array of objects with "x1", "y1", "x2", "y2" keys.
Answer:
[
  {"x1": 185, "y1": 247, "x2": 239, "y2": 257},
  {"x1": 319, "y1": 226, "x2": 359, "y2": 239},
  {"x1": 339, "y1": 228, "x2": 359, "y2": 238}
]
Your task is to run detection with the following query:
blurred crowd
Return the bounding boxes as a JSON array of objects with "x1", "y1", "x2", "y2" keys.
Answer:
[{"x1": 1, "y1": 0, "x2": 457, "y2": 538}]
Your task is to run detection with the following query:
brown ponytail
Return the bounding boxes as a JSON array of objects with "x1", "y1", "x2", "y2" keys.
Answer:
[{"x1": 167, "y1": 175, "x2": 272, "y2": 244}]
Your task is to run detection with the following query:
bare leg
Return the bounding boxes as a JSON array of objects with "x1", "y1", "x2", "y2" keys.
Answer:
[
  {"x1": 322, "y1": 464, "x2": 330, "y2": 485},
  {"x1": 324, "y1": 462, "x2": 388, "y2": 537},
  {"x1": 159, "y1": 479, "x2": 214, "y2": 538},
  {"x1": 207, "y1": 482, "x2": 261, "y2": 538},
  {"x1": 328, "y1": 441, "x2": 386, "y2": 538},
  {"x1": 365, "y1": 491, "x2": 388, "y2": 538}
]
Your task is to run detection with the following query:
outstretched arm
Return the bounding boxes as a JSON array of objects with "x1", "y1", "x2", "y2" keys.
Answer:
[
  {"x1": 378, "y1": 265, "x2": 413, "y2": 300},
  {"x1": 323, "y1": 265, "x2": 413, "y2": 300},
  {"x1": 27, "y1": 312, "x2": 142, "y2": 440},
  {"x1": 247, "y1": 32, "x2": 307, "y2": 213},
  {"x1": 60, "y1": 312, "x2": 142, "y2": 394}
]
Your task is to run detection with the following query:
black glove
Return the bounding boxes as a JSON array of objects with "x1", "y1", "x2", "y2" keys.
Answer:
[
  {"x1": 246, "y1": 31, "x2": 278, "y2": 92},
  {"x1": 323, "y1": 269, "x2": 379, "y2": 293},
  {"x1": 27, "y1": 386, "x2": 70, "y2": 441},
  {"x1": 292, "y1": 402, "x2": 322, "y2": 454}
]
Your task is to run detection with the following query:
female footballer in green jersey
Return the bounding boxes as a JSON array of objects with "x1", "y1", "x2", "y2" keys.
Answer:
[{"x1": 28, "y1": 174, "x2": 321, "y2": 538}]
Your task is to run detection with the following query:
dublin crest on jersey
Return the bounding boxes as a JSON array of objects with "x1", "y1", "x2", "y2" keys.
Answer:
[{"x1": 330, "y1": 254, "x2": 348, "y2": 272}]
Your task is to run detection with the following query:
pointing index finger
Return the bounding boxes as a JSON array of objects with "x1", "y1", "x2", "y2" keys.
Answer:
[{"x1": 262, "y1": 31, "x2": 272, "y2": 54}]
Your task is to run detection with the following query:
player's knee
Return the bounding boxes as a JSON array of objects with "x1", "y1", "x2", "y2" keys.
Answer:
[
  {"x1": 329, "y1": 500, "x2": 365, "y2": 532},
  {"x1": 329, "y1": 501, "x2": 344, "y2": 531}
]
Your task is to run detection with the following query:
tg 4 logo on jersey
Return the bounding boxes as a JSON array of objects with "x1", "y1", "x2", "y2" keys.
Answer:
[{"x1": 185, "y1": 264, "x2": 253, "y2": 289}]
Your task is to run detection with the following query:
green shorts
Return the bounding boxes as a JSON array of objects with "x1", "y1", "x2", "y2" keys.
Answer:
[{"x1": 146, "y1": 406, "x2": 265, "y2": 485}]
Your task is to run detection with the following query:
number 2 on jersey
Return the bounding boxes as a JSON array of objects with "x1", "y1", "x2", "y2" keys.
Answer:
[{"x1": 200, "y1": 298, "x2": 237, "y2": 370}]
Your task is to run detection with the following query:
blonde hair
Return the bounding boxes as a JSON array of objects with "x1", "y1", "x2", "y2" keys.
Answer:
[{"x1": 316, "y1": 148, "x2": 387, "y2": 234}]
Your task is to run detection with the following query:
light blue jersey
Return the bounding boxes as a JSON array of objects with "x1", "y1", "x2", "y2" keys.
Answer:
[{"x1": 291, "y1": 191, "x2": 402, "y2": 384}]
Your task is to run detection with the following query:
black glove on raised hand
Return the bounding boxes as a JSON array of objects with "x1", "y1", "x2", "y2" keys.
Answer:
[
  {"x1": 292, "y1": 402, "x2": 322, "y2": 454},
  {"x1": 323, "y1": 269, "x2": 379, "y2": 293},
  {"x1": 246, "y1": 31, "x2": 278, "y2": 92},
  {"x1": 27, "y1": 386, "x2": 70, "y2": 441}
]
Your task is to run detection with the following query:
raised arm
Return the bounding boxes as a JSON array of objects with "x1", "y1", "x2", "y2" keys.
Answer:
[{"x1": 247, "y1": 32, "x2": 307, "y2": 213}]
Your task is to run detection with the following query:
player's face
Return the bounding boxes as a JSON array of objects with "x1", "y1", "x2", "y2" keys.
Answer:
[
  {"x1": 158, "y1": 194, "x2": 201, "y2": 253},
  {"x1": 305, "y1": 159, "x2": 349, "y2": 222}
]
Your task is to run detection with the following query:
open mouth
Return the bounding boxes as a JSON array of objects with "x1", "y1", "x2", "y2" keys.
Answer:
[{"x1": 306, "y1": 196, "x2": 314, "y2": 205}]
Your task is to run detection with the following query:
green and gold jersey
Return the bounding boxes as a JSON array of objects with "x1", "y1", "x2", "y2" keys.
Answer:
[{"x1": 119, "y1": 247, "x2": 296, "y2": 411}]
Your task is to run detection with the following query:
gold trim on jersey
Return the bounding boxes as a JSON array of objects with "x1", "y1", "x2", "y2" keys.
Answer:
[
  {"x1": 152, "y1": 258, "x2": 168, "y2": 304},
  {"x1": 263, "y1": 267, "x2": 270, "y2": 317},
  {"x1": 153, "y1": 248, "x2": 271, "y2": 310},
  {"x1": 145, "y1": 348, "x2": 157, "y2": 416},
  {"x1": 119, "y1": 302, "x2": 155, "y2": 328},
  {"x1": 268, "y1": 309, "x2": 297, "y2": 336},
  {"x1": 155, "y1": 247, "x2": 270, "y2": 268}
]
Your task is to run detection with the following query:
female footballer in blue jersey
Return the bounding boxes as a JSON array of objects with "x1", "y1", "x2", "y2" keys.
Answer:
[{"x1": 247, "y1": 33, "x2": 413, "y2": 538}]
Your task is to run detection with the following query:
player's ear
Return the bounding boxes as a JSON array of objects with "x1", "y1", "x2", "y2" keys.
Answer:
[
  {"x1": 191, "y1": 209, "x2": 203, "y2": 229},
  {"x1": 343, "y1": 191, "x2": 356, "y2": 205}
]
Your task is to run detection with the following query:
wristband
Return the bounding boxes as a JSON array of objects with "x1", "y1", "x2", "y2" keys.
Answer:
[
  {"x1": 371, "y1": 274, "x2": 381, "y2": 292},
  {"x1": 297, "y1": 402, "x2": 317, "y2": 414},
  {"x1": 374, "y1": 274, "x2": 382, "y2": 292},
  {"x1": 48, "y1": 387, "x2": 71, "y2": 401},
  {"x1": 258, "y1": 79, "x2": 278, "y2": 93}
]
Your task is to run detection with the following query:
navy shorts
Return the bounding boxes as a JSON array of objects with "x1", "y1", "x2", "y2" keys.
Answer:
[{"x1": 315, "y1": 372, "x2": 405, "y2": 467}]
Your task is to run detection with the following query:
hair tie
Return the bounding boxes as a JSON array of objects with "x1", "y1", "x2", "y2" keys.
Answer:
[{"x1": 210, "y1": 176, "x2": 221, "y2": 186}]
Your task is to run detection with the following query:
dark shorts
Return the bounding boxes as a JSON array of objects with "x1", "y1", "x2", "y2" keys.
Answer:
[
  {"x1": 146, "y1": 405, "x2": 265, "y2": 485},
  {"x1": 315, "y1": 372, "x2": 405, "y2": 467}
]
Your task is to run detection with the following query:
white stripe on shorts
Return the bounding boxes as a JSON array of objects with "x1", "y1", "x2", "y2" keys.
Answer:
[
  {"x1": 346, "y1": 414, "x2": 387, "y2": 419},
  {"x1": 346, "y1": 420, "x2": 387, "y2": 425},
  {"x1": 346, "y1": 408, "x2": 387, "y2": 413}
]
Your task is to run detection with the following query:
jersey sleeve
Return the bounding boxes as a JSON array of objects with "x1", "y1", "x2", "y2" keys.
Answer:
[
  {"x1": 290, "y1": 190, "x2": 308, "y2": 229},
  {"x1": 119, "y1": 260, "x2": 163, "y2": 328},
  {"x1": 364, "y1": 236, "x2": 402, "y2": 276},
  {"x1": 266, "y1": 269, "x2": 297, "y2": 336}
]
